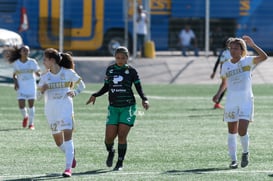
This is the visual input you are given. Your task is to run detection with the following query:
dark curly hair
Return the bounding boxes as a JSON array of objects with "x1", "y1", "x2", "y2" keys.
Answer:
[{"x1": 4, "y1": 45, "x2": 29, "y2": 63}]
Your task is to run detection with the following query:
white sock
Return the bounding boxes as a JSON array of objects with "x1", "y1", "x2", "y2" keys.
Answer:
[
  {"x1": 64, "y1": 140, "x2": 74, "y2": 169},
  {"x1": 28, "y1": 107, "x2": 35, "y2": 125},
  {"x1": 20, "y1": 107, "x2": 28, "y2": 118},
  {"x1": 240, "y1": 133, "x2": 249, "y2": 154},
  {"x1": 228, "y1": 133, "x2": 237, "y2": 161},
  {"x1": 59, "y1": 143, "x2": 65, "y2": 153}
]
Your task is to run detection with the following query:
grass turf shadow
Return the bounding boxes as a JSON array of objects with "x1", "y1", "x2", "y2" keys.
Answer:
[
  {"x1": 4, "y1": 169, "x2": 111, "y2": 181},
  {"x1": 163, "y1": 167, "x2": 231, "y2": 175}
]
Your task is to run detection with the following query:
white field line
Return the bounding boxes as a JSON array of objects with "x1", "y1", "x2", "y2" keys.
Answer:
[
  {"x1": 82, "y1": 91, "x2": 273, "y2": 100},
  {"x1": 1, "y1": 84, "x2": 273, "y2": 100},
  {"x1": 0, "y1": 83, "x2": 13, "y2": 87}
]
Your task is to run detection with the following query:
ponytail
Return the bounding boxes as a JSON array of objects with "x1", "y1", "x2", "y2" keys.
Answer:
[
  {"x1": 44, "y1": 48, "x2": 74, "y2": 69},
  {"x1": 4, "y1": 46, "x2": 21, "y2": 63}
]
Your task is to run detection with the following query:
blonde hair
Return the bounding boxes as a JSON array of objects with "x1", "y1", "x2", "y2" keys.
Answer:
[{"x1": 229, "y1": 37, "x2": 247, "y2": 57}]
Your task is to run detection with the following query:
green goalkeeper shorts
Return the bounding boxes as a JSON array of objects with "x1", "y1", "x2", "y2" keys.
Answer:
[{"x1": 106, "y1": 104, "x2": 137, "y2": 126}]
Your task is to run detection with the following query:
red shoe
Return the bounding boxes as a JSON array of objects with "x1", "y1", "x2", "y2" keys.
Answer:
[
  {"x1": 62, "y1": 169, "x2": 72, "y2": 177},
  {"x1": 22, "y1": 116, "x2": 28, "y2": 128},
  {"x1": 214, "y1": 103, "x2": 223, "y2": 109},
  {"x1": 72, "y1": 157, "x2": 77, "y2": 168},
  {"x1": 28, "y1": 124, "x2": 35, "y2": 130}
]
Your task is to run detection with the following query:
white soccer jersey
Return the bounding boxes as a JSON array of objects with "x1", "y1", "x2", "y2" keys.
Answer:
[
  {"x1": 38, "y1": 67, "x2": 83, "y2": 132},
  {"x1": 221, "y1": 56, "x2": 254, "y2": 95},
  {"x1": 219, "y1": 49, "x2": 232, "y2": 64},
  {"x1": 221, "y1": 56, "x2": 255, "y2": 122},
  {"x1": 13, "y1": 58, "x2": 40, "y2": 100}
]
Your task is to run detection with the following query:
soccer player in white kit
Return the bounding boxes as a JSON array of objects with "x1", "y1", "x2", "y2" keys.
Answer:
[
  {"x1": 38, "y1": 48, "x2": 85, "y2": 177},
  {"x1": 213, "y1": 36, "x2": 267, "y2": 169},
  {"x1": 211, "y1": 38, "x2": 232, "y2": 109},
  {"x1": 6, "y1": 45, "x2": 40, "y2": 129}
]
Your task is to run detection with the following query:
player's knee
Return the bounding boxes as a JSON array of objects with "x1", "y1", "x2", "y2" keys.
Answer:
[{"x1": 238, "y1": 129, "x2": 247, "y2": 136}]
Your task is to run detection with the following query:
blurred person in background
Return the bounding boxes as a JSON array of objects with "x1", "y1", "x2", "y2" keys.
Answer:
[
  {"x1": 210, "y1": 27, "x2": 228, "y2": 56},
  {"x1": 178, "y1": 24, "x2": 199, "y2": 56},
  {"x1": 6, "y1": 45, "x2": 40, "y2": 130},
  {"x1": 210, "y1": 38, "x2": 232, "y2": 109},
  {"x1": 136, "y1": 4, "x2": 148, "y2": 57}
]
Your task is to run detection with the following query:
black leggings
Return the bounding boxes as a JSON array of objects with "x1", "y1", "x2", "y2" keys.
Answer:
[{"x1": 217, "y1": 89, "x2": 226, "y2": 104}]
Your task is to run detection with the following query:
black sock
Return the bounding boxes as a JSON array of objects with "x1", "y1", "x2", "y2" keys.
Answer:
[
  {"x1": 105, "y1": 142, "x2": 114, "y2": 152},
  {"x1": 118, "y1": 143, "x2": 127, "y2": 161}
]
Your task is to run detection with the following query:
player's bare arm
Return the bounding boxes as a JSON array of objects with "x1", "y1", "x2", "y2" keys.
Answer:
[{"x1": 243, "y1": 35, "x2": 268, "y2": 64}]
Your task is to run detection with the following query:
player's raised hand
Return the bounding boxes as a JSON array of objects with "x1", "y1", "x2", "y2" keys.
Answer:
[{"x1": 242, "y1": 35, "x2": 255, "y2": 47}]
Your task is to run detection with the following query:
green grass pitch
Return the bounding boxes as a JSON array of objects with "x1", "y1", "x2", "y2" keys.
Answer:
[{"x1": 1, "y1": 83, "x2": 273, "y2": 181}]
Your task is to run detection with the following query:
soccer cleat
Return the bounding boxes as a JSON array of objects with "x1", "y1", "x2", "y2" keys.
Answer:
[
  {"x1": 22, "y1": 116, "x2": 28, "y2": 128},
  {"x1": 241, "y1": 152, "x2": 249, "y2": 168},
  {"x1": 229, "y1": 161, "x2": 238, "y2": 169},
  {"x1": 62, "y1": 169, "x2": 72, "y2": 177},
  {"x1": 113, "y1": 160, "x2": 123, "y2": 171},
  {"x1": 106, "y1": 149, "x2": 115, "y2": 167},
  {"x1": 214, "y1": 103, "x2": 223, "y2": 109},
  {"x1": 28, "y1": 124, "x2": 35, "y2": 130}
]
